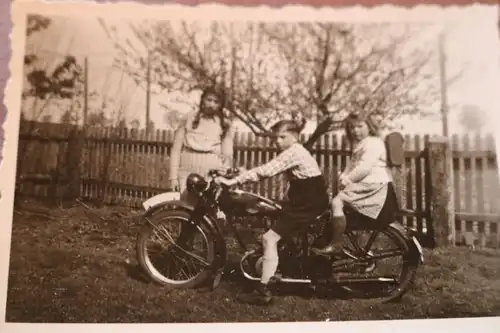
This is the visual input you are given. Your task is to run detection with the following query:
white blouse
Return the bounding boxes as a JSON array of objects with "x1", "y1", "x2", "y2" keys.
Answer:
[
  {"x1": 182, "y1": 111, "x2": 223, "y2": 154},
  {"x1": 344, "y1": 136, "x2": 393, "y2": 184}
]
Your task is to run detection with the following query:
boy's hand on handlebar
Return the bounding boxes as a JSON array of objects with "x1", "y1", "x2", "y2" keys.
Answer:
[{"x1": 215, "y1": 177, "x2": 238, "y2": 188}]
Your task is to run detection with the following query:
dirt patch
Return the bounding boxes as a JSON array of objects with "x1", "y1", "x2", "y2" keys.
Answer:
[{"x1": 5, "y1": 199, "x2": 500, "y2": 322}]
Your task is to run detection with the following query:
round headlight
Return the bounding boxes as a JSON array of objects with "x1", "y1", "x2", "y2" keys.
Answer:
[{"x1": 186, "y1": 173, "x2": 207, "y2": 194}]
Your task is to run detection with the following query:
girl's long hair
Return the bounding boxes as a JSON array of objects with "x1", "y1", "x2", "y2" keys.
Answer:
[
  {"x1": 191, "y1": 86, "x2": 230, "y2": 138},
  {"x1": 343, "y1": 112, "x2": 380, "y2": 148}
]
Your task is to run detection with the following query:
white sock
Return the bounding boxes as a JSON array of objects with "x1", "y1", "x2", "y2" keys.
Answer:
[
  {"x1": 261, "y1": 257, "x2": 279, "y2": 284},
  {"x1": 260, "y1": 230, "x2": 281, "y2": 284}
]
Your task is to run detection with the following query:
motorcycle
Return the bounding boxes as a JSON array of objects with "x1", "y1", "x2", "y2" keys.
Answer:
[{"x1": 135, "y1": 167, "x2": 424, "y2": 303}]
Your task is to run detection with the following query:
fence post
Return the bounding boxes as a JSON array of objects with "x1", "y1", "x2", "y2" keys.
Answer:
[
  {"x1": 391, "y1": 166, "x2": 403, "y2": 222},
  {"x1": 66, "y1": 128, "x2": 84, "y2": 200},
  {"x1": 425, "y1": 136, "x2": 454, "y2": 247}
]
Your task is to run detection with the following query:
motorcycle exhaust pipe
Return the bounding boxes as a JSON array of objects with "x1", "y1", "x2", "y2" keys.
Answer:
[
  {"x1": 244, "y1": 275, "x2": 396, "y2": 285},
  {"x1": 240, "y1": 268, "x2": 313, "y2": 284},
  {"x1": 273, "y1": 276, "x2": 311, "y2": 284},
  {"x1": 334, "y1": 276, "x2": 396, "y2": 284}
]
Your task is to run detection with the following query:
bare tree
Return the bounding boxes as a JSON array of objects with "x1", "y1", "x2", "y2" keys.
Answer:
[
  {"x1": 102, "y1": 19, "x2": 438, "y2": 140},
  {"x1": 26, "y1": 14, "x2": 51, "y2": 37},
  {"x1": 23, "y1": 15, "x2": 85, "y2": 121},
  {"x1": 104, "y1": 20, "x2": 297, "y2": 135},
  {"x1": 262, "y1": 22, "x2": 437, "y2": 126}
]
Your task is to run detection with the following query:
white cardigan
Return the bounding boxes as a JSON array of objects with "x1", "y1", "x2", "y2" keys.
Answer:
[{"x1": 344, "y1": 136, "x2": 393, "y2": 184}]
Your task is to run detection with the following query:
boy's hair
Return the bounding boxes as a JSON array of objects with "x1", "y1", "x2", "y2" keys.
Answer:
[
  {"x1": 270, "y1": 119, "x2": 306, "y2": 136},
  {"x1": 343, "y1": 111, "x2": 380, "y2": 144}
]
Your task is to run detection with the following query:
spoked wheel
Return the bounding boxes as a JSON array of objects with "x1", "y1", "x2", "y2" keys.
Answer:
[
  {"x1": 334, "y1": 224, "x2": 419, "y2": 303},
  {"x1": 136, "y1": 209, "x2": 215, "y2": 289}
]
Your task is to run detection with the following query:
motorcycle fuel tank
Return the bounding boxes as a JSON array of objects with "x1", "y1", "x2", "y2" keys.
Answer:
[{"x1": 221, "y1": 189, "x2": 281, "y2": 215}]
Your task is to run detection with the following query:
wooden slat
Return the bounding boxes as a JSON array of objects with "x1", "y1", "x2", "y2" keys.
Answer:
[
  {"x1": 456, "y1": 135, "x2": 466, "y2": 238},
  {"x1": 473, "y1": 134, "x2": 486, "y2": 246},
  {"x1": 462, "y1": 135, "x2": 473, "y2": 237},
  {"x1": 456, "y1": 212, "x2": 500, "y2": 223},
  {"x1": 264, "y1": 136, "x2": 273, "y2": 200},
  {"x1": 414, "y1": 134, "x2": 424, "y2": 233},
  {"x1": 451, "y1": 150, "x2": 497, "y2": 158},
  {"x1": 396, "y1": 208, "x2": 428, "y2": 218},
  {"x1": 462, "y1": 135, "x2": 473, "y2": 212},
  {"x1": 323, "y1": 134, "x2": 331, "y2": 192},
  {"x1": 331, "y1": 134, "x2": 339, "y2": 196},
  {"x1": 422, "y1": 134, "x2": 431, "y2": 234},
  {"x1": 451, "y1": 135, "x2": 461, "y2": 215},
  {"x1": 404, "y1": 134, "x2": 414, "y2": 229}
]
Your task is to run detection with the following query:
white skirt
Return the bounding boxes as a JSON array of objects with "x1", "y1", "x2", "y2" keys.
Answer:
[{"x1": 336, "y1": 182, "x2": 389, "y2": 220}]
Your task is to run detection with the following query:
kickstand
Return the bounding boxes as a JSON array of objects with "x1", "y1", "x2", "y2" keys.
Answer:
[
  {"x1": 75, "y1": 198, "x2": 144, "y2": 231},
  {"x1": 76, "y1": 199, "x2": 107, "y2": 223}
]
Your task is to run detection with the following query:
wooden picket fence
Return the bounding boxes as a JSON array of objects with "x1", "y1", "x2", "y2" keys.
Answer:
[{"x1": 14, "y1": 120, "x2": 500, "y2": 248}]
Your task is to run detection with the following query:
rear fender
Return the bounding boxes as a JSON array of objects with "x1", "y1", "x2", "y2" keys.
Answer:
[
  {"x1": 143, "y1": 199, "x2": 228, "y2": 272},
  {"x1": 409, "y1": 236, "x2": 424, "y2": 264},
  {"x1": 389, "y1": 221, "x2": 409, "y2": 239},
  {"x1": 389, "y1": 222, "x2": 424, "y2": 264}
]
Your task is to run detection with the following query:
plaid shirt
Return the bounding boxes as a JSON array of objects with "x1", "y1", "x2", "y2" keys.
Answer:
[{"x1": 234, "y1": 143, "x2": 322, "y2": 184}]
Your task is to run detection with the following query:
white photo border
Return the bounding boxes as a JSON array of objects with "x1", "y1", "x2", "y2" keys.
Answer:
[{"x1": 1, "y1": 0, "x2": 499, "y2": 332}]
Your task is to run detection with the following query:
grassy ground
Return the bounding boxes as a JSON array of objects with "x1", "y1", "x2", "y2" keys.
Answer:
[{"x1": 5, "y1": 198, "x2": 500, "y2": 323}]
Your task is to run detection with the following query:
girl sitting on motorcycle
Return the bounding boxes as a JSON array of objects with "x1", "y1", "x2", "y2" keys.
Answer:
[
  {"x1": 311, "y1": 111, "x2": 393, "y2": 255},
  {"x1": 217, "y1": 119, "x2": 330, "y2": 305}
]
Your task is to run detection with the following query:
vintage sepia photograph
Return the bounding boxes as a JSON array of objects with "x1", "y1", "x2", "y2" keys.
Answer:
[{"x1": 2, "y1": 0, "x2": 500, "y2": 327}]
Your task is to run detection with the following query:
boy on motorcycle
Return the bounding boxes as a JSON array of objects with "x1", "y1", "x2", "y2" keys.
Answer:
[{"x1": 217, "y1": 119, "x2": 330, "y2": 305}]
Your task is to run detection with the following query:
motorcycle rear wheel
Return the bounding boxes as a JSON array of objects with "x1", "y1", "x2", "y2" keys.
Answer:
[{"x1": 338, "y1": 223, "x2": 419, "y2": 303}]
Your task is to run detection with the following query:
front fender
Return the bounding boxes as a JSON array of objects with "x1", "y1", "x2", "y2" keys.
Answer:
[
  {"x1": 142, "y1": 192, "x2": 182, "y2": 211},
  {"x1": 143, "y1": 199, "x2": 194, "y2": 218}
]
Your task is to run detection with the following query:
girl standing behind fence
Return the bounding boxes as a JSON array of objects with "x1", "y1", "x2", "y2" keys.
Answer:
[{"x1": 168, "y1": 87, "x2": 235, "y2": 204}]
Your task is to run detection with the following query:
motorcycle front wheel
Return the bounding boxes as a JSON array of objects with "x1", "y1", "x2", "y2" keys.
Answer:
[{"x1": 136, "y1": 209, "x2": 216, "y2": 289}]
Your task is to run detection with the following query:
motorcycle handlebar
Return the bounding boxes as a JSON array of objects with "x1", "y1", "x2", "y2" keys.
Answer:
[
  {"x1": 201, "y1": 168, "x2": 242, "y2": 197},
  {"x1": 207, "y1": 167, "x2": 241, "y2": 179}
]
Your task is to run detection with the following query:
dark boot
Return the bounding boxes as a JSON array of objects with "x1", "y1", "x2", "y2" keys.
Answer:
[
  {"x1": 311, "y1": 216, "x2": 347, "y2": 255},
  {"x1": 237, "y1": 282, "x2": 273, "y2": 305}
]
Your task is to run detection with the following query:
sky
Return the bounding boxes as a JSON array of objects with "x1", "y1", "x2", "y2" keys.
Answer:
[{"x1": 21, "y1": 5, "x2": 500, "y2": 136}]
